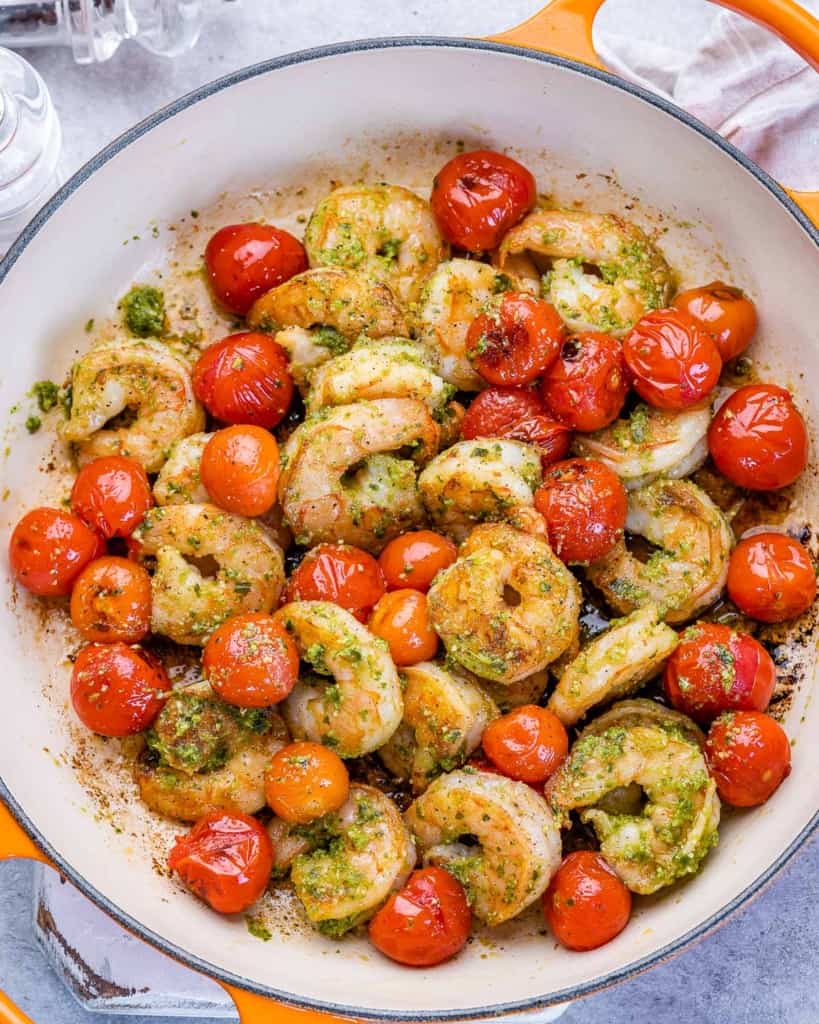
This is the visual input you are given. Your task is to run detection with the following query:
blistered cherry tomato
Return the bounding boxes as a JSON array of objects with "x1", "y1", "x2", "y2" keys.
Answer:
[
  {"x1": 284, "y1": 543, "x2": 385, "y2": 622},
  {"x1": 369, "y1": 866, "x2": 472, "y2": 966},
  {"x1": 534, "y1": 458, "x2": 627, "y2": 564},
  {"x1": 368, "y1": 589, "x2": 438, "y2": 666},
  {"x1": 664, "y1": 623, "x2": 776, "y2": 723},
  {"x1": 430, "y1": 149, "x2": 536, "y2": 252},
  {"x1": 672, "y1": 281, "x2": 757, "y2": 362},
  {"x1": 203, "y1": 612, "x2": 299, "y2": 707},
  {"x1": 543, "y1": 851, "x2": 632, "y2": 951},
  {"x1": 705, "y1": 711, "x2": 791, "y2": 807},
  {"x1": 9, "y1": 507, "x2": 105, "y2": 597},
  {"x1": 70, "y1": 556, "x2": 151, "y2": 644},
  {"x1": 71, "y1": 642, "x2": 167, "y2": 736},
  {"x1": 482, "y1": 705, "x2": 568, "y2": 784},
  {"x1": 622, "y1": 309, "x2": 722, "y2": 410},
  {"x1": 708, "y1": 384, "x2": 808, "y2": 491},
  {"x1": 727, "y1": 532, "x2": 816, "y2": 623},
  {"x1": 466, "y1": 293, "x2": 564, "y2": 386},
  {"x1": 460, "y1": 386, "x2": 572, "y2": 465},
  {"x1": 192, "y1": 332, "x2": 293, "y2": 429},
  {"x1": 264, "y1": 741, "x2": 350, "y2": 824},
  {"x1": 168, "y1": 811, "x2": 273, "y2": 914},
  {"x1": 71, "y1": 456, "x2": 153, "y2": 539},
  {"x1": 205, "y1": 223, "x2": 307, "y2": 315},
  {"x1": 200, "y1": 425, "x2": 280, "y2": 517},
  {"x1": 378, "y1": 530, "x2": 457, "y2": 592},
  {"x1": 540, "y1": 333, "x2": 629, "y2": 431}
]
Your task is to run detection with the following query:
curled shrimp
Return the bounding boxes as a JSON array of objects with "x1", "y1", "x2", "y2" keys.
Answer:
[
  {"x1": 477, "y1": 669, "x2": 550, "y2": 713},
  {"x1": 405, "y1": 768, "x2": 562, "y2": 925},
  {"x1": 586, "y1": 479, "x2": 733, "y2": 624},
  {"x1": 497, "y1": 209, "x2": 673, "y2": 335},
  {"x1": 428, "y1": 523, "x2": 581, "y2": 684},
  {"x1": 133, "y1": 504, "x2": 285, "y2": 645},
  {"x1": 60, "y1": 339, "x2": 205, "y2": 473},
  {"x1": 548, "y1": 699, "x2": 720, "y2": 894},
  {"x1": 153, "y1": 432, "x2": 211, "y2": 505},
  {"x1": 379, "y1": 661, "x2": 499, "y2": 793},
  {"x1": 278, "y1": 600, "x2": 403, "y2": 758}
]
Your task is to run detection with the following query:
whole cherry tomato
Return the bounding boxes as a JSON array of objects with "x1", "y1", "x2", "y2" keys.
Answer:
[
  {"x1": 664, "y1": 622, "x2": 776, "y2": 723},
  {"x1": 622, "y1": 309, "x2": 722, "y2": 410},
  {"x1": 534, "y1": 458, "x2": 627, "y2": 564},
  {"x1": 540, "y1": 332, "x2": 629, "y2": 431},
  {"x1": 460, "y1": 386, "x2": 572, "y2": 465},
  {"x1": 192, "y1": 332, "x2": 294, "y2": 429},
  {"x1": 284, "y1": 543, "x2": 385, "y2": 622},
  {"x1": 9, "y1": 507, "x2": 105, "y2": 597},
  {"x1": 378, "y1": 530, "x2": 457, "y2": 592},
  {"x1": 482, "y1": 705, "x2": 568, "y2": 784},
  {"x1": 430, "y1": 149, "x2": 536, "y2": 252},
  {"x1": 727, "y1": 532, "x2": 816, "y2": 623},
  {"x1": 200, "y1": 425, "x2": 280, "y2": 517},
  {"x1": 205, "y1": 223, "x2": 307, "y2": 315},
  {"x1": 705, "y1": 711, "x2": 791, "y2": 807},
  {"x1": 70, "y1": 556, "x2": 152, "y2": 644},
  {"x1": 368, "y1": 589, "x2": 439, "y2": 666},
  {"x1": 368, "y1": 866, "x2": 472, "y2": 966},
  {"x1": 466, "y1": 293, "x2": 564, "y2": 386},
  {"x1": 70, "y1": 456, "x2": 153, "y2": 539},
  {"x1": 708, "y1": 384, "x2": 808, "y2": 491},
  {"x1": 167, "y1": 811, "x2": 274, "y2": 914},
  {"x1": 203, "y1": 612, "x2": 299, "y2": 707},
  {"x1": 71, "y1": 642, "x2": 167, "y2": 736},
  {"x1": 264, "y1": 741, "x2": 350, "y2": 824},
  {"x1": 543, "y1": 851, "x2": 632, "y2": 951},
  {"x1": 672, "y1": 281, "x2": 757, "y2": 362}
]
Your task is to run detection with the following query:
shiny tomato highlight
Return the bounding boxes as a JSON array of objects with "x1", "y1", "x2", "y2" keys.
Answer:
[
  {"x1": 200, "y1": 425, "x2": 280, "y2": 517},
  {"x1": 264, "y1": 741, "x2": 350, "y2": 824},
  {"x1": 543, "y1": 851, "x2": 632, "y2": 951},
  {"x1": 284, "y1": 543, "x2": 385, "y2": 622},
  {"x1": 482, "y1": 705, "x2": 568, "y2": 784},
  {"x1": 71, "y1": 642, "x2": 168, "y2": 736},
  {"x1": 727, "y1": 532, "x2": 816, "y2": 623},
  {"x1": 205, "y1": 223, "x2": 307, "y2": 315},
  {"x1": 203, "y1": 612, "x2": 299, "y2": 707},
  {"x1": 466, "y1": 293, "x2": 564, "y2": 386},
  {"x1": 70, "y1": 556, "x2": 152, "y2": 644},
  {"x1": 672, "y1": 281, "x2": 757, "y2": 362},
  {"x1": 540, "y1": 332, "x2": 629, "y2": 432},
  {"x1": 460, "y1": 386, "x2": 572, "y2": 466},
  {"x1": 705, "y1": 711, "x2": 791, "y2": 807},
  {"x1": 9, "y1": 507, "x2": 105, "y2": 597},
  {"x1": 378, "y1": 530, "x2": 457, "y2": 592},
  {"x1": 368, "y1": 589, "x2": 439, "y2": 666},
  {"x1": 71, "y1": 456, "x2": 153, "y2": 539}
]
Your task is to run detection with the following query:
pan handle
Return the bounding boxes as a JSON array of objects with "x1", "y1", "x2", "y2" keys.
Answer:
[
  {"x1": 0, "y1": 990, "x2": 36, "y2": 1024},
  {"x1": 487, "y1": 0, "x2": 819, "y2": 227},
  {"x1": 220, "y1": 982, "x2": 361, "y2": 1023},
  {"x1": 0, "y1": 799, "x2": 50, "y2": 865}
]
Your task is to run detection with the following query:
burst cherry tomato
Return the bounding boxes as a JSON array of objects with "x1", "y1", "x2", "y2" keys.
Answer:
[
  {"x1": 284, "y1": 543, "x2": 385, "y2": 622},
  {"x1": 70, "y1": 642, "x2": 167, "y2": 736},
  {"x1": 203, "y1": 612, "x2": 299, "y2": 707},
  {"x1": 205, "y1": 223, "x2": 307, "y2": 315},
  {"x1": 70, "y1": 556, "x2": 151, "y2": 644},
  {"x1": 460, "y1": 386, "x2": 572, "y2": 465},
  {"x1": 168, "y1": 811, "x2": 273, "y2": 914},
  {"x1": 622, "y1": 309, "x2": 722, "y2": 410},
  {"x1": 705, "y1": 711, "x2": 791, "y2": 807},
  {"x1": 708, "y1": 384, "x2": 808, "y2": 491},
  {"x1": 672, "y1": 281, "x2": 757, "y2": 362},
  {"x1": 369, "y1": 866, "x2": 472, "y2": 966},
  {"x1": 534, "y1": 458, "x2": 627, "y2": 564},
  {"x1": 368, "y1": 589, "x2": 438, "y2": 666},
  {"x1": 9, "y1": 507, "x2": 105, "y2": 597},
  {"x1": 71, "y1": 456, "x2": 153, "y2": 539},
  {"x1": 192, "y1": 332, "x2": 294, "y2": 429},
  {"x1": 200, "y1": 425, "x2": 280, "y2": 517},
  {"x1": 664, "y1": 623, "x2": 776, "y2": 724},
  {"x1": 543, "y1": 851, "x2": 632, "y2": 951},
  {"x1": 466, "y1": 293, "x2": 564, "y2": 386},
  {"x1": 540, "y1": 332, "x2": 629, "y2": 431},
  {"x1": 264, "y1": 741, "x2": 350, "y2": 824},
  {"x1": 727, "y1": 532, "x2": 816, "y2": 623},
  {"x1": 482, "y1": 705, "x2": 568, "y2": 784},
  {"x1": 378, "y1": 530, "x2": 457, "y2": 592},
  {"x1": 430, "y1": 149, "x2": 536, "y2": 252}
]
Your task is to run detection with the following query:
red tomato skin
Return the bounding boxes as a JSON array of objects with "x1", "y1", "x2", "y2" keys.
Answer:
[
  {"x1": 460, "y1": 386, "x2": 571, "y2": 466},
  {"x1": 70, "y1": 642, "x2": 168, "y2": 737},
  {"x1": 71, "y1": 456, "x2": 153, "y2": 539},
  {"x1": 192, "y1": 332, "x2": 294, "y2": 429},
  {"x1": 205, "y1": 223, "x2": 307, "y2": 315},
  {"x1": 543, "y1": 851, "x2": 632, "y2": 952},
  {"x1": 727, "y1": 532, "x2": 816, "y2": 623},
  {"x1": 203, "y1": 613, "x2": 299, "y2": 707},
  {"x1": 705, "y1": 711, "x2": 791, "y2": 807},
  {"x1": 540, "y1": 333, "x2": 629, "y2": 432},
  {"x1": 482, "y1": 705, "x2": 568, "y2": 784},
  {"x1": 9, "y1": 508, "x2": 105, "y2": 597},
  {"x1": 284, "y1": 543, "x2": 385, "y2": 622},
  {"x1": 466, "y1": 293, "x2": 564, "y2": 386},
  {"x1": 708, "y1": 384, "x2": 809, "y2": 491},
  {"x1": 672, "y1": 281, "x2": 757, "y2": 362},
  {"x1": 368, "y1": 867, "x2": 472, "y2": 966},
  {"x1": 378, "y1": 530, "x2": 458, "y2": 593},
  {"x1": 664, "y1": 623, "x2": 776, "y2": 724},
  {"x1": 168, "y1": 811, "x2": 274, "y2": 914}
]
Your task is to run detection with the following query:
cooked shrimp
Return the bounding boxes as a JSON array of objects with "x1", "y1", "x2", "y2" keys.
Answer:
[
  {"x1": 133, "y1": 503, "x2": 285, "y2": 645},
  {"x1": 572, "y1": 402, "x2": 711, "y2": 490},
  {"x1": 548, "y1": 605, "x2": 679, "y2": 726},
  {"x1": 278, "y1": 601, "x2": 403, "y2": 758},
  {"x1": 291, "y1": 785, "x2": 416, "y2": 936},
  {"x1": 405, "y1": 768, "x2": 562, "y2": 925},
  {"x1": 279, "y1": 398, "x2": 438, "y2": 552},
  {"x1": 153, "y1": 432, "x2": 211, "y2": 505},
  {"x1": 477, "y1": 669, "x2": 550, "y2": 713},
  {"x1": 267, "y1": 816, "x2": 312, "y2": 877},
  {"x1": 428, "y1": 523, "x2": 581, "y2": 683},
  {"x1": 497, "y1": 210, "x2": 674, "y2": 335},
  {"x1": 548, "y1": 699, "x2": 720, "y2": 894},
  {"x1": 60, "y1": 339, "x2": 205, "y2": 473},
  {"x1": 304, "y1": 184, "x2": 447, "y2": 304},
  {"x1": 586, "y1": 479, "x2": 733, "y2": 624},
  {"x1": 379, "y1": 661, "x2": 499, "y2": 792}
]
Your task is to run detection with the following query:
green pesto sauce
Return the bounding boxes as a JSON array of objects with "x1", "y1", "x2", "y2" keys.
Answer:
[{"x1": 120, "y1": 285, "x2": 166, "y2": 338}]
